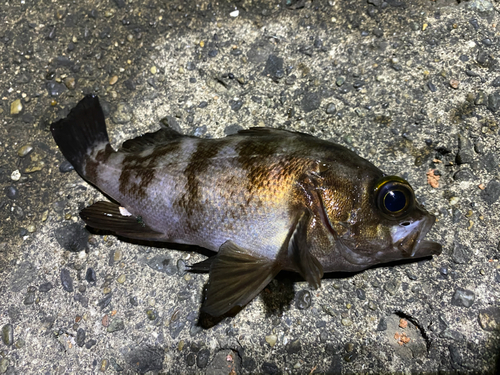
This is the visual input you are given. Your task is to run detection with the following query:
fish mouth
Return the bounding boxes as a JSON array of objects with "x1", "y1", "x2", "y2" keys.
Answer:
[
  {"x1": 336, "y1": 211, "x2": 441, "y2": 268},
  {"x1": 394, "y1": 212, "x2": 441, "y2": 258}
]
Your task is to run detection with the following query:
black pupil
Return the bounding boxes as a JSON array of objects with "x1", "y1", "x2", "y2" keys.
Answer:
[{"x1": 384, "y1": 190, "x2": 406, "y2": 212}]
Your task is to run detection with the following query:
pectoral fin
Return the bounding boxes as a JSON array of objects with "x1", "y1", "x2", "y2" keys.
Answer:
[
  {"x1": 202, "y1": 241, "x2": 280, "y2": 316},
  {"x1": 289, "y1": 211, "x2": 324, "y2": 289},
  {"x1": 79, "y1": 201, "x2": 164, "y2": 240}
]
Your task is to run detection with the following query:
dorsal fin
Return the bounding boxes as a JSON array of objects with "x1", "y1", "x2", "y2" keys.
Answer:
[
  {"x1": 120, "y1": 127, "x2": 186, "y2": 153},
  {"x1": 236, "y1": 127, "x2": 313, "y2": 138}
]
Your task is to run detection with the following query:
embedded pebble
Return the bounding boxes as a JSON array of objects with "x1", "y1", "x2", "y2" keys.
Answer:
[
  {"x1": 377, "y1": 318, "x2": 387, "y2": 331},
  {"x1": 2, "y1": 324, "x2": 14, "y2": 346},
  {"x1": 384, "y1": 278, "x2": 400, "y2": 295},
  {"x1": 196, "y1": 348, "x2": 210, "y2": 368},
  {"x1": 24, "y1": 161, "x2": 45, "y2": 173},
  {"x1": 102, "y1": 314, "x2": 110, "y2": 327},
  {"x1": 326, "y1": 103, "x2": 336, "y2": 114},
  {"x1": 10, "y1": 99, "x2": 23, "y2": 115},
  {"x1": 100, "y1": 359, "x2": 109, "y2": 372},
  {"x1": 341, "y1": 318, "x2": 353, "y2": 326},
  {"x1": 5, "y1": 186, "x2": 19, "y2": 200},
  {"x1": 107, "y1": 318, "x2": 124, "y2": 332},
  {"x1": 301, "y1": 91, "x2": 322, "y2": 113},
  {"x1": 427, "y1": 81, "x2": 437, "y2": 92},
  {"x1": 117, "y1": 274, "x2": 126, "y2": 284},
  {"x1": 287, "y1": 339, "x2": 301, "y2": 354},
  {"x1": 17, "y1": 144, "x2": 33, "y2": 157},
  {"x1": 46, "y1": 81, "x2": 66, "y2": 96},
  {"x1": 451, "y1": 288, "x2": 475, "y2": 308},
  {"x1": 112, "y1": 103, "x2": 132, "y2": 124},
  {"x1": 487, "y1": 92, "x2": 500, "y2": 112},
  {"x1": 356, "y1": 289, "x2": 366, "y2": 300},
  {"x1": 0, "y1": 358, "x2": 9, "y2": 372},
  {"x1": 452, "y1": 242, "x2": 471, "y2": 264},
  {"x1": 85, "y1": 339, "x2": 97, "y2": 349},
  {"x1": 24, "y1": 287, "x2": 36, "y2": 305},
  {"x1": 229, "y1": 99, "x2": 243, "y2": 111},
  {"x1": 478, "y1": 307, "x2": 500, "y2": 331},
  {"x1": 39, "y1": 282, "x2": 53, "y2": 292},
  {"x1": 481, "y1": 180, "x2": 500, "y2": 205},
  {"x1": 146, "y1": 309, "x2": 156, "y2": 321},
  {"x1": 11, "y1": 170, "x2": 21, "y2": 181},
  {"x1": 54, "y1": 223, "x2": 88, "y2": 252},
  {"x1": 113, "y1": 249, "x2": 123, "y2": 262},
  {"x1": 456, "y1": 135, "x2": 474, "y2": 165},
  {"x1": 295, "y1": 290, "x2": 312, "y2": 309},
  {"x1": 98, "y1": 293, "x2": 112, "y2": 310},
  {"x1": 64, "y1": 77, "x2": 76, "y2": 90},
  {"x1": 265, "y1": 334, "x2": 277, "y2": 347},
  {"x1": 59, "y1": 160, "x2": 74, "y2": 173},
  {"x1": 76, "y1": 328, "x2": 86, "y2": 347},
  {"x1": 109, "y1": 358, "x2": 123, "y2": 372},
  {"x1": 86, "y1": 268, "x2": 97, "y2": 283},
  {"x1": 60, "y1": 269, "x2": 73, "y2": 292},
  {"x1": 144, "y1": 255, "x2": 177, "y2": 275}
]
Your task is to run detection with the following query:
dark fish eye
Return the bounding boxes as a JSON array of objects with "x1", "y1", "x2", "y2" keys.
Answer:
[
  {"x1": 384, "y1": 190, "x2": 406, "y2": 213},
  {"x1": 374, "y1": 176, "x2": 415, "y2": 218}
]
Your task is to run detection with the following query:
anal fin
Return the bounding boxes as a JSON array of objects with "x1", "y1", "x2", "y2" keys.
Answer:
[
  {"x1": 79, "y1": 201, "x2": 164, "y2": 240},
  {"x1": 202, "y1": 241, "x2": 280, "y2": 316}
]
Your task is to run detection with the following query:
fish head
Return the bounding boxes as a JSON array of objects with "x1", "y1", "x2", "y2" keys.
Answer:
[{"x1": 317, "y1": 172, "x2": 442, "y2": 271}]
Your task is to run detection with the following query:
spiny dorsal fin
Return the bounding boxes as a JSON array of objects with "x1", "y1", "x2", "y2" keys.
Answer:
[
  {"x1": 79, "y1": 201, "x2": 164, "y2": 240},
  {"x1": 202, "y1": 241, "x2": 280, "y2": 316},
  {"x1": 288, "y1": 211, "x2": 324, "y2": 289},
  {"x1": 120, "y1": 127, "x2": 185, "y2": 153}
]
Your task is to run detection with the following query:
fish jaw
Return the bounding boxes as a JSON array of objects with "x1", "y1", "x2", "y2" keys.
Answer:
[
  {"x1": 389, "y1": 208, "x2": 442, "y2": 259},
  {"x1": 335, "y1": 209, "x2": 441, "y2": 270}
]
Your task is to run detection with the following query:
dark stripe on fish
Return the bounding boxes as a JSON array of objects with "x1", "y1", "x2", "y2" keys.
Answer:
[
  {"x1": 179, "y1": 139, "x2": 229, "y2": 217},
  {"x1": 85, "y1": 144, "x2": 114, "y2": 183},
  {"x1": 118, "y1": 141, "x2": 182, "y2": 198},
  {"x1": 236, "y1": 137, "x2": 282, "y2": 194}
]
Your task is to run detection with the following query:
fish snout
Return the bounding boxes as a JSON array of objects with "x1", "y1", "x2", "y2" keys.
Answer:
[{"x1": 391, "y1": 211, "x2": 440, "y2": 259}]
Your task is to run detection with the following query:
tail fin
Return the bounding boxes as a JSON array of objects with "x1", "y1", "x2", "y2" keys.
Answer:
[{"x1": 50, "y1": 95, "x2": 110, "y2": 176}]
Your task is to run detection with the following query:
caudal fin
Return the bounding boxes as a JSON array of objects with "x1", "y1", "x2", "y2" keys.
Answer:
[{"x1": 50, "y1": 95, "x2": 110, "y2": 176}]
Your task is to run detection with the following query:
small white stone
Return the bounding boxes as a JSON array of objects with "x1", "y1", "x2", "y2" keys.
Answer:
[
  {"x1": 11, "y1": 170, "x2": 21, "y2": 181},
  {"x1": 230, "y1": 10, "x2": 239, "y2": 17}
]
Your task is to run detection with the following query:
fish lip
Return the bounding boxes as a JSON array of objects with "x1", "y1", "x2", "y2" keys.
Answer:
[
  {"x1": 414, "y1": 240, "x2": 442, "y2": 256},
  {"x1": 406, "y1": 212, "x2": 441, "y2": 258}
]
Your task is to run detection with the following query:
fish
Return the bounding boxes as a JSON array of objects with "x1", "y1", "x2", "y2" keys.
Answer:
[{"x1": 50, "y1": 95, "x2": 442, "y2": 316}]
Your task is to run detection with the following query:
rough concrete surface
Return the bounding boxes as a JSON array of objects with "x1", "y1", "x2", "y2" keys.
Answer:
[{"x1": 0, "y1": 0, "x2": 499, "y2": 373}]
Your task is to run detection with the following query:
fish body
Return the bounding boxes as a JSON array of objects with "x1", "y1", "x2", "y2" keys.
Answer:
[{"x1": 51, "y1": 95, "x2": 441, "y2": 316}]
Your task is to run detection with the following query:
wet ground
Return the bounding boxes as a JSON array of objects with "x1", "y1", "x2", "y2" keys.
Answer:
[{"x1": 0, "y1": 0, "x2": 499, "y2": 373}]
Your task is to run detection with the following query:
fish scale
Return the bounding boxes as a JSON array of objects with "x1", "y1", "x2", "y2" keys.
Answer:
[{"x1": 51, "y1": 95, "x2": 441, "y2": 316}]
